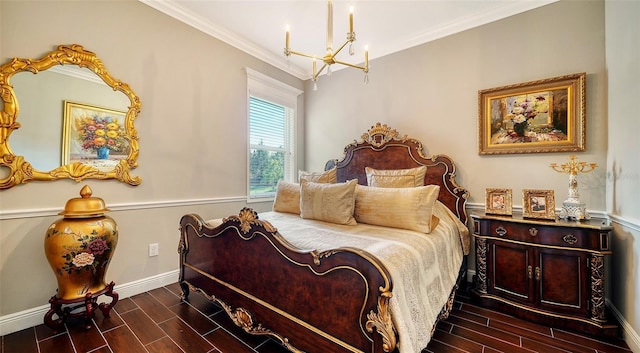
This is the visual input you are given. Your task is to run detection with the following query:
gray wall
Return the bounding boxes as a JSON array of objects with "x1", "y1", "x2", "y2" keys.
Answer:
[
  {"x1": 303, "y1": 0, "x2": 638, "y2": 349},
  {"x1": 605, "y1": 0, "x2": 640, "y2": 350},
  {"x1": 0, "y1": 0, "x2": 303, "y2": 318}
]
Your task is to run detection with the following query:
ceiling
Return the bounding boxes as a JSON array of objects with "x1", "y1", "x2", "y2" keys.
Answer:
[{"x1": 140, "y1": 0, "x2": 557, "y2": 80}]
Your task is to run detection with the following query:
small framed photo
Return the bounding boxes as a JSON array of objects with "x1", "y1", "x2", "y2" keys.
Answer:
[
  {"x1": 523, "y1": 189, "x2": 556, "y2": 220},
  {"x1": 485, "y1": 188, "x2": 513, "y2": 215}
]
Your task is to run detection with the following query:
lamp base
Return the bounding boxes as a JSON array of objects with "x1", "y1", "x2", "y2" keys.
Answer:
[{"x1": 559, "y1": 199, "x2": 590, "y2": 221}]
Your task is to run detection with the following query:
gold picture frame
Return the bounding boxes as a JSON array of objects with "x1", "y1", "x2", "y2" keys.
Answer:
[
  {"x1": 523, "y1": 189, "x2": 556, "y2": 220},
  {"x1": 478, "y1": 73, "x2": 586, "y2": 155},
  {"x1": 485, "y1": 188, "x2": 513, "y2": 215},
  {"x1": 62, "y1": 101, "x2": 129, "y2": 169}
]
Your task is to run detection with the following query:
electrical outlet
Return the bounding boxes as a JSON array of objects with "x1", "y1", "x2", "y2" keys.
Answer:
[{"x1": 149, "y1": 243, "x2": 159, "y2": 257}]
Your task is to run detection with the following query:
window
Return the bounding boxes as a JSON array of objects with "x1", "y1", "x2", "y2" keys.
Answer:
[{"x1": 246, "y1": 68, "x2": 302, "y2": 201}]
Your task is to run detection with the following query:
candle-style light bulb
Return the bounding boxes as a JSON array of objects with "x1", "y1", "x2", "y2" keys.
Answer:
[
  {"x1": 327, "y1": 0, "x2": 333, "y2": 52},
  {"x1": 349, "y1": 6, "x2": 354, "y2": 33},
  {"x1": 364, "y1": 44, "x2": 369, "y2": 68},
  {"x1": 285, "y1": 25, "x2": 290, "y2": 50},
  {"x1": 312, "y1": 58, "x2": 317, "y2": 77}
]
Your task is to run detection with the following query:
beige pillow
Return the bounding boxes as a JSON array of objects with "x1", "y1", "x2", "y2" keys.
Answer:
[
  {"x1": 300, "y1": 179, "x2": 357, "y2": 225},
  {"x1": 365, "y1": 166, "x2": 427, "y2": 188},
  {"x1": 272, "y1": 180, "x2": 301, "y2": 214},
  {"x1": 354, "y1": 184, "x2": 441, "y2": 233},
  {"x1": 299, "y1": 166, "x2": 337, "y2": 183}
]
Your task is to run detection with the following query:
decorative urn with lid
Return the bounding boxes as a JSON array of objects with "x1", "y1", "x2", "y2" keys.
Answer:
[{"x1": 44, "y1": 185, "x2": 119, "y2": 330}]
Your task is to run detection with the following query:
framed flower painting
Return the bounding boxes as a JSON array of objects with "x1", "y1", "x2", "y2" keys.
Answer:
[
  {"x1": 478, "y1": 73, "x2": 586, "y2": 155},
  {"x1": 62, "y1": 101, "x2": 129, "y2": 170}
]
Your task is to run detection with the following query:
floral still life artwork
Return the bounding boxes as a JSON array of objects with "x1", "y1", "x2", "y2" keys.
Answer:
[
  {"x1": 478, "y1": 73, "x2": 585, "y2": 155},
  {"x1": 62, "y1": 101, "x2": 129, "y2": 170},
  {"x1": 491, "y1": 92, "x2": 563, "y2": 143}
]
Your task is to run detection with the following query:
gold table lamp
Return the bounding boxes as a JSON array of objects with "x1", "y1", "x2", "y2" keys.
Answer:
[{"x1": 550, "y1": 155, "x2": 598, "y2": 221}]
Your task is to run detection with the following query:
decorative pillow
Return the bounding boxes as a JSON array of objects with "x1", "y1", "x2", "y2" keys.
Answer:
[
  {"x1": 365, "y1": 166, "x2": 427, "y2": 188},
  {"x1": 354, "y1": 184, "x2": 441, "y2": 233},
  {"x1": 272, "y1": 180, "x2": 301, "y2": 214},
  {"x1": 299, "y1": 166, "x2": 337, "y2": 184},
  {"x1": 300, "y1": 179, "x2": 357, "y2": 225}
]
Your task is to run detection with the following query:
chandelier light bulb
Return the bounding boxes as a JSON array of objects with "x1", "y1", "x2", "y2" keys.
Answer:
[
  {"x1": 327, "y1": 65, "x2": 332, "y2": 76},
  {"x1": 313, "y1": 81, "x2": 318, "y2": 91},
  {"x1": 349, "y1": 43, "x2": 355, "y2": 55}
]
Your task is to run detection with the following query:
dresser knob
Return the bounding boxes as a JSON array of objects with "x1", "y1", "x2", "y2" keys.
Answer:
[
  {"x1": 495, "y1": 226, "x2": 507, "y2": 236},
  {"x1": 563, "y1": 234, "x2": 578, "y2": 245},
  {"x1": 529, "y1": 227, "x2": 538, "y2": 236}
]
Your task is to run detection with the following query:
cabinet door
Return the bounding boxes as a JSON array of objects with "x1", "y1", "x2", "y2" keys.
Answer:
[
  {"x1": 537, "y1": 248, "x2": 589, "y2": 316},
  {"x1": 488, "y1": 240, "x2": 534, "y2": 304}
]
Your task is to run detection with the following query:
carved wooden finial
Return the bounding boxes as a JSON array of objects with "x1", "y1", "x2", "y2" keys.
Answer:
[{"x1": 361, "y1": 122, "x2": 407, "y2": 147}]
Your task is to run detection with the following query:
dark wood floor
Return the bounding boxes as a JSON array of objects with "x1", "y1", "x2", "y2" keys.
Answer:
[{"x1": 1, "y1": 282, "x2": 632, "y2": 353}]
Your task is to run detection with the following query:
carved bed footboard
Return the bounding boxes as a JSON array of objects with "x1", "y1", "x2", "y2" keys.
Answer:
[{"x1": 179, "y1": 208, "x2": 397, "y2": 353}]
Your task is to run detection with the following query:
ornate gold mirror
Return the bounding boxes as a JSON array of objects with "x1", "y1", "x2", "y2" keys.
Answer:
[{"x1": 0, "y1": 44, "x2": 141, "y2": 189}]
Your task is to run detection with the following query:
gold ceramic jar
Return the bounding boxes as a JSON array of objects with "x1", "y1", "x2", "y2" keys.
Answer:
[{"x1": 44, "y1": 185, "x2": 118, "y2": 300}]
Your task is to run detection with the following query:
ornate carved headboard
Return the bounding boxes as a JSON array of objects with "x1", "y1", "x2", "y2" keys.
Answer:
[{"x1": 325, "y1": 123, "x2": 469, "y2": 224}]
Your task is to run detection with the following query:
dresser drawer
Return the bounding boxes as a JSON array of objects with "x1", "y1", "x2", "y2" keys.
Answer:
[{"x1": 480, "y1": 219, "x2": 604, "y2": 251}]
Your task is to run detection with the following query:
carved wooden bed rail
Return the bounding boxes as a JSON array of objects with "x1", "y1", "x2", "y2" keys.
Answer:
[{"x1": 179, "y1": 208, "x2": 398, "y2": 353}]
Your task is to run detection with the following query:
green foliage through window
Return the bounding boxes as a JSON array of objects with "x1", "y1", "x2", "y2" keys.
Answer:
[{"x1": 249, "y1": 96, "x2": 292, "y2": 198}]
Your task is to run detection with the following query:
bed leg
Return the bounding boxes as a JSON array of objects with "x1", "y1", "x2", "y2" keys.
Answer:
[{"x1": 179, "y1": 281, "x2": 190, "y2": 301}]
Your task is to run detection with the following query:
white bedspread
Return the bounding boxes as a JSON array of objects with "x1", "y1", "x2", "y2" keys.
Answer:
[{"x1": 247, "y1": 202, "x2": 468, "y2": 353}]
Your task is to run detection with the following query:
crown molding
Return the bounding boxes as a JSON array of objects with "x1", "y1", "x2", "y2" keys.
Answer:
[
  {"x1": 389, "y1": 0, "x2": 558, "y2": 59},
  {"x1": 139, "y1": 0, "x2": 309, "y2": 80}
]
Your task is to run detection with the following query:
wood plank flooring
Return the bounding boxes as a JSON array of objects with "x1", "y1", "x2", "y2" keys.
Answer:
[{"x1": 1, "y1": 282, "x2": 632, "y2": 353}]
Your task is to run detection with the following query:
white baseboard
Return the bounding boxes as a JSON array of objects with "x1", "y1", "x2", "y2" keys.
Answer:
[
  {"x1": 0, "y1": 270, "x2": 179, "y2": 336},
  {"x1": 608, "y1": 299, "x2": 640, "y2": 353}
]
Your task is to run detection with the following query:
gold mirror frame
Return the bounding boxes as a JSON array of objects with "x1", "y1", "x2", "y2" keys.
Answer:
[{"x1": 0, "y1": 44, "x2": 141, "y2": 189}]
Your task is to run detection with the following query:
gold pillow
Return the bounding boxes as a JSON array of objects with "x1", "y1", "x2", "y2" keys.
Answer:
[
  {"x1": 354, "y1": 184, "x2": 441, "y2": 233},
  {"x1": 272, "y1": 180, "x2": 300, "y2": 214},
  {"x1": 300, "y1": 179, "x2": 357, "y2": 225},
  {"x1": 299, "y1": 166, "x2": 337, "y2": 183},
  {"x1": 365, "y1": 166, "x2": 427, "y2": 188}
]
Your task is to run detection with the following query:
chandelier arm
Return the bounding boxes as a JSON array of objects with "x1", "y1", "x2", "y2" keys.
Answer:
[
  {"x1": 332, "y1": 40, "x2": 352, "y2": 58},
  {"x1": 332, "y1": 59, "x2": 366, "y2": 71},
  {"x1": 287, "y1": 50, "x2": 318, "y2": 60},
  {"x1": 313, "y1": 63, "x2": 328, "y2": 81}
]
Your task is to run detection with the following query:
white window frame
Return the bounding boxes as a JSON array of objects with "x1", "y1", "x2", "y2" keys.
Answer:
[{"x1": 246, "y1": 68, "x2": 302, "y2": 202}]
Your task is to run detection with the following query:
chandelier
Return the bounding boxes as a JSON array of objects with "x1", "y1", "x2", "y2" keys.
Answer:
[{"x1": 284, "y1": 0, "x2": 369, "y2": 90}]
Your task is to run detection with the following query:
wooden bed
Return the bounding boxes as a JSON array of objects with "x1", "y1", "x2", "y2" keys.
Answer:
[{"x1": 178, "y1": 123, "x2": 470, "y2": 353}]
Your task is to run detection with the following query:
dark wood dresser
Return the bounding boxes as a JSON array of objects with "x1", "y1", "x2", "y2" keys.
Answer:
[{"x1": 471, "y1": 212, "x2": 619, "y2": 337}]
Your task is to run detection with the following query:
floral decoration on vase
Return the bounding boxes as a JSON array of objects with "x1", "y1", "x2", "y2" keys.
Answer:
[
  {"x1": 47, "y1": 225, "x2": 116, "y2": 277},
  {"x1": 75, "y1": 115, "x2": 128, "y2": 159}
]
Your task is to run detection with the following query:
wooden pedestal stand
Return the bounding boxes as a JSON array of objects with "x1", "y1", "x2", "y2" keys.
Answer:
[{"x1": 44, "y1": 281, "x2": 118, "y2": 331}]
